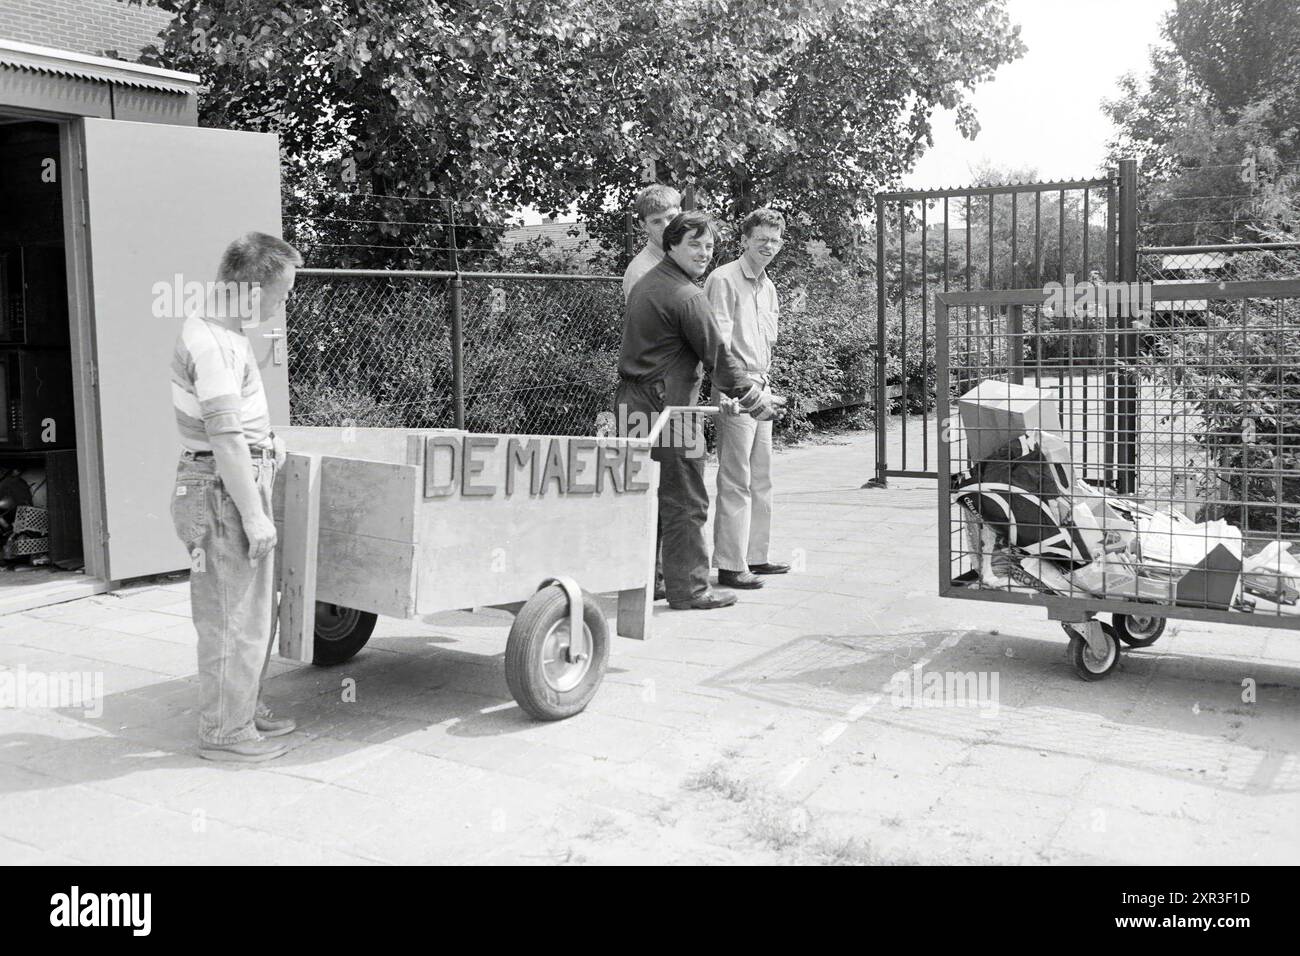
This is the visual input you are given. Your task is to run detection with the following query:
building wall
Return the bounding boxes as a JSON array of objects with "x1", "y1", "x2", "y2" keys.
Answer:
[{"x1": 0, "y1": 0, "x2": 173, "y2": 60}]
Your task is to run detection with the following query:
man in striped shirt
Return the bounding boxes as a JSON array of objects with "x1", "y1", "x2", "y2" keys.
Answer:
[{"x1": 170, "y1": 232, "x2": 299, "y2": 762}]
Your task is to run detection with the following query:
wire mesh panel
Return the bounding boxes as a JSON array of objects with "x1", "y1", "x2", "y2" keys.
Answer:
[
  {"x1": 937, "y1": 279, "x2": 1300, "y2": 631},
  {"x1": 287, "y1": 271, "x2": 622, "y2": 436},
  {"x1": 1138, "y1": 243, "x2": 1300, "y2": 283},
  {"x1": 289, "y1": 274, "x2": 453, "y2": 427},
  {"x1": 457, "y1": 276, "x2": 622, "y2": 435}
]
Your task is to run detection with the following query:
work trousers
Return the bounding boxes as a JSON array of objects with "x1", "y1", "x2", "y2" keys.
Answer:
[
  {"x1": 617, "y1": 380, "x2": 712, "y2": 604},
  {"x1": 170, "y1": 452, "x2": 278, "y2": 745},
  {"x1": 712, "y1": 407, "x2": 774, "y2": 570}
]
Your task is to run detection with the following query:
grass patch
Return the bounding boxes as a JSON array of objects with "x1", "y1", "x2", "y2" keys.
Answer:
[
  {"x1": 746, "y1": 802, "x2": 811, "y2": 851},
  {"x1": 683, "y1": 763, "x2": 752, "y2": 803},
  {"x1": 812, "y1": 835, "x2": 881, "y2": 866}
]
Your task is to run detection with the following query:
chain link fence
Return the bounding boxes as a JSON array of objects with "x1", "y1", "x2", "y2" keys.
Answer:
[
  {"x1": 1138, "y1": 242, "x2": 1300, "y2": 282},
  {"x1": 288, "y1": 270, "x2": 622, "y2": 436}
]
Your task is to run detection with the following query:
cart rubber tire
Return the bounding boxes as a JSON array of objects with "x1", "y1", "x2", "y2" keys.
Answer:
[
  {"x1": 1068, "y1": 621, "x2": 1120, "y2": 681},
  {"x1": 505, "y1": 584, "x2": 608, "y2": 721},
  {"x1": 1112, "y1": 613, "x2": 1166, "y2": 648},
  {"x1": 311, "y1": 603, "x2": 377, "y2": 666}
]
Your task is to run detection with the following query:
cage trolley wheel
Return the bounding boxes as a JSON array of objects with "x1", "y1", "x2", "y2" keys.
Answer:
[
  {"x1": 1111, "y1": 613, "x2": 1166, "y2": 648},
  {"x1": 1065, "y1": 619, "x2": 1121, "y2": 681},
  {"x1": 505, "y1": 580, "x2": 609, "y2": 721},
  {"x1": 311, "y1": 603, "x2": 378, "y2": 666}
]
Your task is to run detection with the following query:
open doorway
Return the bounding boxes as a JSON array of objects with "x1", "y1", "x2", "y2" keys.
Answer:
[{"x1": 0, "y1": 113, "x2": 91, "y2": 612}]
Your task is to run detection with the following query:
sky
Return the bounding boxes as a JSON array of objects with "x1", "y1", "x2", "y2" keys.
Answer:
[
  {"x1": 523, "y1": 0, "x2": 1176, "y2": 225},
  {"x1": 904, "y1": 0, "x2": 1176, "y2": 190}
]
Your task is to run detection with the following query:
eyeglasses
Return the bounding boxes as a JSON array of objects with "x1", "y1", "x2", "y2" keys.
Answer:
[{"x1": 751, "y1": 237, "x2": 784, "y2": 248}]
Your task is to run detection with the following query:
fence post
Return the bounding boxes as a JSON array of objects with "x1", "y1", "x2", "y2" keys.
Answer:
[
  {"x1": 624, "y1": 212, "x2": 635, "y2": 262},
  {"x1": 447, "y1": 198, "x2": 466, "y2": 430},
  {"x1": 1116, "y1": 158, "x2": 1139, "y2": 493},
  {"x1": 864, "y1": 192, "x2": 889, "y2": 489},
  {"x1": 450, "y1": 276, "x2": 465, "y2": 430}
]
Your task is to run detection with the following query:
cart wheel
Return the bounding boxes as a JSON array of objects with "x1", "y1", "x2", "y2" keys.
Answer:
[
  {"x1": 311, "y1": 603, "x2": 377, "y2": 666},
  {"x1": 505, "y1": 584, "x2": 608, "y2": 721},
  {"x1": 1066, "y1": 621, "x2": 1120, "y2": 681},
  {"x1": 1112, "y1": 613, "x2": 1166, "y2": 648}
]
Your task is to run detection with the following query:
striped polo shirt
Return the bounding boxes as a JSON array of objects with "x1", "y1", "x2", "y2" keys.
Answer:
[{"x1": 171, "y1": 314, "x2": 271, "y2": 452}]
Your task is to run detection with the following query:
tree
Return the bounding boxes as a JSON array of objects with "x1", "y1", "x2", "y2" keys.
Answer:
[
  {"x1": 1103, "y1": 0, "x2": 1300, "y2": 247},
  {"x1": 125, "y1": 0, "x2": 1024, "y2": 267}
]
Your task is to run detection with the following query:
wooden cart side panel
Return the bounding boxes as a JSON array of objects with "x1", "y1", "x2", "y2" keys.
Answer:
[
  {"x1": 314, "y1": 532, "x2": 417, "y2": 618},
  {"x1": 410, "y1": 435, "x2": 658, "y2": 616},
  {"x1": 273, "y1": 453, "x2": 421, "y2": 619}
]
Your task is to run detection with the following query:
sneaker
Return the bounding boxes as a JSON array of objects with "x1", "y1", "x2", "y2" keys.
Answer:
[
  {"x1": 718, "y1": 569, "x2": 764, "y2": 589},
  {"x1": 198, "y1": 736, "x2": 289, "y2": 763},
  {"x1": 255, "y1": 711, "x2": 297, "y2": 738}
]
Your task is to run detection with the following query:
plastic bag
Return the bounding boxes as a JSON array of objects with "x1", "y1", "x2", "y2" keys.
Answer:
[{"x1": 1242, "y1": 542, "x2": 1300, "y2": 604}]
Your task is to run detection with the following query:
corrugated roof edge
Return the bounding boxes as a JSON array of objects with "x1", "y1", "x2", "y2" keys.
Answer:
[{"x1": 0, "y1": 38, "x2": 200, "y2": 93}]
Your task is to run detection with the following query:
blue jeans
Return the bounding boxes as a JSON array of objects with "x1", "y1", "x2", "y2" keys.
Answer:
[{"x1": 170, "y1": 452, "x2": 277, "y2": 745}]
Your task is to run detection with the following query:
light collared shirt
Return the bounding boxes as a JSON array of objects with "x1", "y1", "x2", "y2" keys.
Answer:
[
  {"x1": 622, "y1": 242, "x2": 666, "y2": 302},
  {"x1": 703, "y1": 256, "x2": 779, "y2": 377}
]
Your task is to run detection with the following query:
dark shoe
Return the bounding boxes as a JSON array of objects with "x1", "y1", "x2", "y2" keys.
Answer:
[
  {"x1": 654, "y1": 586, "x2": 667, "y2": 601},
  {"x1": 668, "y1": 588, "x2": 738, "y2": 610},
  {"x1": 718, "y1": 569, "x2": 764, "y2": 589},
  {"x1": 198, "y1": 736, "x2": 289, "y2": 763},
  {"x1": 255, "y1": 711, "x2": 297, "y2": 738},
  {"x1": 749, "y1": 562, "x2": 791, "y2": 575}
]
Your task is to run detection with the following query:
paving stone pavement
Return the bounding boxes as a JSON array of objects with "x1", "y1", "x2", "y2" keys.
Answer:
[{"x1": 1, "y1": 424, "x2": 1298, "y2": 865}]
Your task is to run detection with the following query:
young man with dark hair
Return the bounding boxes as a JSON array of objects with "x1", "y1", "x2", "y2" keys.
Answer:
[
  {"x1": 170, "y1": 231, "x2": 300, "y2": 762},
  {"x1": 618, "y1": 211, "x2": 784, "y2": 610},
  {"x1": 706, "y1": 207, "x2": 791, "y2": 589},
  {"x1": 622, "y1": 183, "x2": 683, "y2": 302}
]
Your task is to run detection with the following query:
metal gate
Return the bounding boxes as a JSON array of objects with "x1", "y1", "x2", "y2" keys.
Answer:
[{"x1": 869, "y1": 172, "x2": 1121, "y2": 486}]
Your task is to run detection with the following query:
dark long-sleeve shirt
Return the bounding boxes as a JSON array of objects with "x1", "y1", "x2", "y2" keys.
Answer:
[{"x1": 618, "y1": 254, "x2": 756, "y2": 410}]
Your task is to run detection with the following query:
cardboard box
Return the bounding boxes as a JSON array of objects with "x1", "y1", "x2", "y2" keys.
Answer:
[
  {"x1": 1173, "y1": 543, "x2": 1242, "y2": 610},
  {"x1": 957, "y1": 381, "x2": 1063, "y2": 465}
]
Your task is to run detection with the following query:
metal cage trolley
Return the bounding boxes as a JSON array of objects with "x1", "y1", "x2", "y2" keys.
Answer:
[{"x1": 936, "y1": 278, "x2": 1300, "y2": 680}]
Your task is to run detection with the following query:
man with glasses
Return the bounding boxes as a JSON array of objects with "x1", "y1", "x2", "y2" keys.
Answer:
[{"x1": 705, "y1": 208, "x2": 791, "y2": 590}]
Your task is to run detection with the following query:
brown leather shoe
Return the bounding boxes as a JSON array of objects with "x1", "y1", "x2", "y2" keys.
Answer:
[
  {"x1": 749, "y1": 562, "x2": 791, "y2": 575},
  {"x1": 668, "y1": 588, "x2": 738, "y2": 610},
  {"x1": 718, "y1": 569, "x2": 764, "y2": 589}
]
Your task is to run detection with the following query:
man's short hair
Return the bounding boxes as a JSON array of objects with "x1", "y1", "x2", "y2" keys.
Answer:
[
  {"x1": 662, "y1": 210, "x2": 717, "y2": 251},
  {"x1": 216, "y1": 232, "x2": 303, "y2": 285},
  {"x1": 633, "y1": 184, "x2": 683, "y2": 222},
  {"x1": 740, "y1": 207, "x2": 786, "y2": 238}
]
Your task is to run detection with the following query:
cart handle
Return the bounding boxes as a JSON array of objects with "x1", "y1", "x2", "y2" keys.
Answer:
[{"x1": 643, "y1": 405, "x2": 720, "y2": 446}]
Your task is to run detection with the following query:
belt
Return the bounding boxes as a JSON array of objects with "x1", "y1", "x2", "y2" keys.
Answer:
[{"x1": 184, "y1": 445, "x2": 275, "y2": 460}]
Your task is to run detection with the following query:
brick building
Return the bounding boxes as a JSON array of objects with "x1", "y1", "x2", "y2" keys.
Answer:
[{"x1": 0, "y1": 0, "x2": 172, "y2": 59}]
